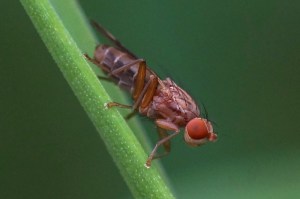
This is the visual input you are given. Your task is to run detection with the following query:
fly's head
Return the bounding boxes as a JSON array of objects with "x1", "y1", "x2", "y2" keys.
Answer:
[{"x1": 184, "y1": 118, "x2": 217, "y2": 146}]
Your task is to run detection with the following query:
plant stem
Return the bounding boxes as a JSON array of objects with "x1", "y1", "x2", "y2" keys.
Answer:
[{"x1": 20, "y1": 0, "x2": 175, "y2": 198}]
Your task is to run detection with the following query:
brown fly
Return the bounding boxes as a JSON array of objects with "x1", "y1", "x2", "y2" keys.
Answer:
[{"x1": 84, "y1": 21, "x2": 217, "y2": 168}]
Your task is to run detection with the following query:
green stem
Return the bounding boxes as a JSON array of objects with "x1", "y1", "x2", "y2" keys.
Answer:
[{"x1": 20, "y1": 0, "x2": 175, "y2": 198}]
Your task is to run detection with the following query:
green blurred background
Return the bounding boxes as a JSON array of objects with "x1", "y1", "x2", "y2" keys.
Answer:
[{"x1": 1, "y1": 0, "x2": 299, "y2": 198}]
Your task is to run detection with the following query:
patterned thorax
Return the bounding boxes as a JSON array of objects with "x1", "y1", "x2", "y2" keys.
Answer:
[{"x1": 142, "y1": 78, "x2": 200, "y2": 127}]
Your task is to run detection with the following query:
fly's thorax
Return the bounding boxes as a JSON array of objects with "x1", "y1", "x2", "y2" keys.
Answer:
[{"x1": 145, "y1": 78, "x2": 200, "y2": 127}]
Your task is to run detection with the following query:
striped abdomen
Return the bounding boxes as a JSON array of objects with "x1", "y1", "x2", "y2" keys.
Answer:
[{"x1": 93, "y1": 44, "x2": 151, "y2": 93}]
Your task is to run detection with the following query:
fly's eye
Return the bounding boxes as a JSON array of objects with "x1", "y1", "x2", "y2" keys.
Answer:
[{"x1": 185, "y1": 118, "x2": 209, "y2": 139}]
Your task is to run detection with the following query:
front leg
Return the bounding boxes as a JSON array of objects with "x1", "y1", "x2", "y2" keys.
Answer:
[{"x1": 145, "y1": 119, "x2": 180, "y2": 168}]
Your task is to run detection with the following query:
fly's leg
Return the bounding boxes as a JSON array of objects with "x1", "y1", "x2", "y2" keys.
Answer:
[
  {"x1": 123, "y1": 60, "x2": 148, "y2": 119},
  {"x1": 105, "y1": 102, "x2": 132, "y2": 109},
  {"x1": 84, "y1": 53, "x2": 99, "y2": 65},
  {"x1": 109, "y1": 59, "x2": 144, "y2": 76},
  {"x1": 153, "y1": 127, "x2": 171, "y2": 158},
  {"x1": 105, "y1": 61, "x2": 158, "y2": 113},
  {"x1": 145, "y1": 131, "x2": 179, "y2": 168},
  {"x1": 106, "y1": 74, "x2": 158, "y2": 110},
  {"x1": 125, "y1": 110, "x2": 137, "y2": 120},
  {"x1": 132, "y1": 74, "x2": 158, "y2": 109},
  {"x1": 84, "y1": 52, "x2": 144, "y2": 76},
  {"x1": 84, "y1": 53, "x2": 113, "y2": 81},
  {"x1": 84, "y1": 53, "x2": 110, "y2": 74},
  {"x1": 106, "y1": 60, "x2": 145, "y2": 109},
  {"x1": 97, "y1": 76, "x2": 113, "y2": 82},
  {"x1": 145, "y1": 120, "x2": 180, "y2": 168}
]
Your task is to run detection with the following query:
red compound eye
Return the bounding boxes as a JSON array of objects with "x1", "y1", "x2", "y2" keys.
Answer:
[{"x1": 186, "y1": 118, "x2": 209, "y2": 139}]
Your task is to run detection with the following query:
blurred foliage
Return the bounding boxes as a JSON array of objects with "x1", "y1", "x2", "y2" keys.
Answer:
[{"x1": 1, "y1": 0, "x2": 299, "y2": 198}]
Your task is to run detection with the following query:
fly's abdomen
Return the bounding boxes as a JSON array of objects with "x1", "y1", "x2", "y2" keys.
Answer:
[{"x1": 94, "y1": 44, "x2": 139, "y2": 91}]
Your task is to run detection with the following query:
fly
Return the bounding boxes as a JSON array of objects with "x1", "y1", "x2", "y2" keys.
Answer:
[{"x1": 84, "y1": 21, "x2": 217, "y2": 168}]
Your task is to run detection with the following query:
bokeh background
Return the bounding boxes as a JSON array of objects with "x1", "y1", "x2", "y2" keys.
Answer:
[{"x1": 1, "y1": 0, "x2": 299, "y2": 198}]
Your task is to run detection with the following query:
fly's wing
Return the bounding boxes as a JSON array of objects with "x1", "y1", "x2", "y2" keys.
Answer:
[
  {"x1": 90, "y1": 20, "x2": 163, "y2": 86},
  {"x1": 91, "y1": 20, "x2": 138, "y2": 59}
]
